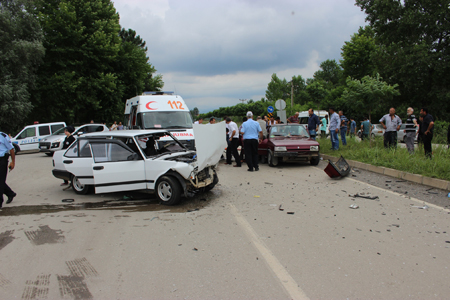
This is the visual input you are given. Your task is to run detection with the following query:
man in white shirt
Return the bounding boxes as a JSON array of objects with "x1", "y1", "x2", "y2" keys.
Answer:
[
  {"x1": 225, "y1": 118, "x2": 241, "y2": 167},
  {"x1": 194, "y1": 117, "x2": 203, "y2": 124},
  {"x1": 257, "y1": 116, "x2": 268, "y2": 139}
]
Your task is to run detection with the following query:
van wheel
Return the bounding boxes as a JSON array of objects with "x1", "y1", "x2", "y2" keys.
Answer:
[
  {"x1": 156, "y1": 176, "x2": 181, "y2": 205},
  {"x1": 13, "y1": 144, "x2": 20, "y2": 154},
  {"x1": 45, "y1": 153, "x2": 54, "y2": 157},
  {"x1": 71, "y1": 176, "x2": 91, "y2": 195},
  {"x1": 268, "y1": 151, "x2": 278, "y2": 167}
]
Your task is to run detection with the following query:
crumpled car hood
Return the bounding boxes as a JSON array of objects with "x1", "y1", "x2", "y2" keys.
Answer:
[{"x1": 193, "y1": 122, "x2": 227, "y2": 171}]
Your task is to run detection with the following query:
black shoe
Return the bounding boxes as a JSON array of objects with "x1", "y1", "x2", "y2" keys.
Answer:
[
  {"x1": 247, "y1": 169, "x2": 253, "y2": 172},
  {"x1": 6, "y1": 192, "x2": 16, "y2": 204},
  {"x1": 255, "y1": 167, "x2": 259, "y2": 171}
]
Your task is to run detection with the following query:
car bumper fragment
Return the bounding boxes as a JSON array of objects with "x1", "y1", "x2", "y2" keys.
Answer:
[
  {"x1": 189, "y1": 167, "x2": 215, "y2": 188},
  {"x1": 52, "y1": 169, "x2": 72, "y2": 181}
]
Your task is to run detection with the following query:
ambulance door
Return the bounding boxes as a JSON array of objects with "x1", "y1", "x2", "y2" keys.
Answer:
[{"x1": 90, "y1": 140, "x2": 146, "y2": 194}]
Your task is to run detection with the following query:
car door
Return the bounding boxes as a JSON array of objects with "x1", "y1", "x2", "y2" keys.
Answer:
[
  {"x1": 63, "y1": 139, "x2": 95, "y2": 185},
  {"x1": 90, "y1": 139, "x2": 146, "y2": 194},
  {"x1": 15, "y1": 127, "x2": 38, "y2": 151}
]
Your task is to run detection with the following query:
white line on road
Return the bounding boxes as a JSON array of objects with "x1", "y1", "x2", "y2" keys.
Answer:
[
  {"x1": 228, "y1": 203, "x2": 310, "y2": 300},
  {"x1": 347, "y1": 177, "x2": 450, "y2": 212}
]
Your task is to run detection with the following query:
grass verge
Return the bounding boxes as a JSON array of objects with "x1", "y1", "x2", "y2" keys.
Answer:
[{"x1": 318, "y1": 136, "x2": 450, "y2": 181}]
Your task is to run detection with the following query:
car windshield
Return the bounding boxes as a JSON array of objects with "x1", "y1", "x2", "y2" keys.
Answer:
[
  {"x1": 270, "y1": 125, "x2": 309, "y2": 138},
  {"x1": 140, "y1": 111, "x2": 193, "y2": 129},
  {"x1": 52, "y1": 127, "x2": 67, "y2": 135}
]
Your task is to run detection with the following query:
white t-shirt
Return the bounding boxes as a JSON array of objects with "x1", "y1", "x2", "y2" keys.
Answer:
[
  {"x1": 194, "y1": 121, "x2": 199, "y2": 124},
  {"x1": 228, "y1": 121, "x2": 239, "y2": 138}
]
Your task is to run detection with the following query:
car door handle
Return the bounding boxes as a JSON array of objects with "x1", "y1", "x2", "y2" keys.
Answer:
[
  {"x1": 63, "y1": 160, "x2": 73, "y2": 164},
  {"x1": 93, "y1": 166, "x2": 104, "y2": 170}
]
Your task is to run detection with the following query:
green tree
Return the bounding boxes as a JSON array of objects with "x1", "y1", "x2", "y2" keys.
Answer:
[
  {"x1": 340, "y1": 26, "x2": 377, "y2": 80},
  {"x1": 31, "y1": 0, "x2": 122, "y2": 124},
  {"x1": 342, "y1": 74, "x2": 400, "y2": 122},
  {"x1": 116, "y1": 28, "x2": 163, "y2": 102},
  {"x1": 190, "y1": 107, "x2": 199, "y2": 116},
  {"x1": 265, "y1": 73, "x2": 308, "y2": 105},
  {"x1": 313, "y1": 59, "x2": 343, "y2": 88},
  {"x1": 0, "y1": 0, "x2": 44, "y2": 133},
  {"x1": 356, "y1": 0, "x2": 450, "y2": 120}
]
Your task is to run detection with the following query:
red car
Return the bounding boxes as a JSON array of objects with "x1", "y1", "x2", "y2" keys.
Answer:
[{"x1": 258, "y1": 124, "x2": 320, "y2": 167}]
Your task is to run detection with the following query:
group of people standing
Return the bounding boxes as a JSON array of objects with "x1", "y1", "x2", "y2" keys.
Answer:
[{"x1": 326, "y1": 106, "x2": 436, "y2": 158}]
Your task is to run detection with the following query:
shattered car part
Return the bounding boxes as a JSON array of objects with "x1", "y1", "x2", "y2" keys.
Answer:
[{"x1": 324, "y1": 156, "x2": 351, "y2": 178}]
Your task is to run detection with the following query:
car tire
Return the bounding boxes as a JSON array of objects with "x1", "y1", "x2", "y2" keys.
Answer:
[
  {"x1": 156, "y1": 176, "x2": 182, "y2": 205},
  {"x1": 13, "y1": 144, "x2": 19, "y2": 154},
  {"x1": 268, "y1": 151, "x2": 278, "y2": 167},
  {"x1": 71, "y1": 176, "x2": 91, "y2": 195},
  {"x1": 310, "y1": 155, "x2": 320, "y2": 166},
  {"x1": 45, "y1": 152, "x2": 54, "y2": 157},
  {"x1": 204, "y1": 171, "x2": 219, "y2": 192},
  {"x1": 259, "y1": 155, "x2": 267, "y2": 164}
]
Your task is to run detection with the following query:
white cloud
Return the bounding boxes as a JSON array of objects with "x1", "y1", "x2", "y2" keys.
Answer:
[{"x1": 112, "y1": 0, "x2": 367, "y2": 113}]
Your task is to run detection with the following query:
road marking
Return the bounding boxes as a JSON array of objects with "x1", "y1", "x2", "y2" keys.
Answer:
[
  {"x1": 228, "y1": 203, "x2": 310, "y2": 300},
  {"x1": 347, "y1": 177, "x2": 450, "y2": 212}
]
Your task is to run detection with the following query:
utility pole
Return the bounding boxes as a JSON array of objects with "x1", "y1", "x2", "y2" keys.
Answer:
[
  {"x1": 291, "y1": 81, "x2": 294, "y2": 108},
  {"x1": 239, "y1": 99, "x2": 247, "y2": 104}
]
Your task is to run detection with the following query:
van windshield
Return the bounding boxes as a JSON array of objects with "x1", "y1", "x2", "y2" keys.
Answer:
[{"x1": 140, "y1": 111, "x2": 193, "y2": 129}]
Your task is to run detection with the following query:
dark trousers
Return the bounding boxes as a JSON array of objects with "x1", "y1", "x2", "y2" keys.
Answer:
[
  {"x1": 423, "y1": 133, "x2": 433, "y2": 158},
  {"x1": 244, "y1": 139, "x2": 259, "y2": 170},
  {"x1": 384, "y1": 131, "x2": 397, "y2": 148},
  {"x1": 226, "y1": 138, "x2": 241, "y2": 166},
  {"x1": 0, "y1": 156, "x2": 14, "y2": 207}
]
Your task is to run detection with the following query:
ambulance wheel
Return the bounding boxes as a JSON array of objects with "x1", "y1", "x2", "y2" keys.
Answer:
[
  {"x1": 45, "y1": 153, "x2": 54, "y2": 157},
  {"x1": 71, "y1": 176, "x2": 91, "y2": 195},
  {"x1": 156, "y1": 176, "x2": 181, "y2": 205}
]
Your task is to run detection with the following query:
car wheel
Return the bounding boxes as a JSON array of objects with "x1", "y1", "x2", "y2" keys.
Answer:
[
  {"x1": 204, "y1": 171, "x2": 219, "y2": 192},
  {"x1": 45, "y1": 152, "x2": 54, "y2": 157},
  {"x1": 259, "y1": 155, "x2": 267, "y2": 164},
  {"x1": 13, "y1": 144, "x2": 19, "y2": 154},
  {"x1": 71, "y1": 176, "x2": 91, "y2": 195},
  {"x1": 268, "y1": 151, "x2": 278, "y2": 167},
  {"x1": 310, "y1": 155, "x2": 320, "y2": 166},
  {"x1": 156, "y1": 176, "x2": 182, "y2": 205}
]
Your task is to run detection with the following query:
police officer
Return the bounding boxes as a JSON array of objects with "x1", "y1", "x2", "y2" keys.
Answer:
[{"x1": 0, "y1": 131, "x2": 16, "y2": 208}]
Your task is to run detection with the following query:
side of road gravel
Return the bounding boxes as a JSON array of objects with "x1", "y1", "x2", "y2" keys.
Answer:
[{"x1": 322, "y1": 154, "x2": 450, "y2": 191}]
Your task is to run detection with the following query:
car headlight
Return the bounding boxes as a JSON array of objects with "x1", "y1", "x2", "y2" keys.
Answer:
[
  {"x1": 275, "y1": 146, "x2": 287, "y2": 152},
  {"x1": 310, "y1": 146, "x2": 319, "y2": 151}
]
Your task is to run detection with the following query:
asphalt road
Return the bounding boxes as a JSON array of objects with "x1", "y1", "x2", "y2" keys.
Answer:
[{"x1": 1, "y1": 152, "x2": 450, "y2": 299}]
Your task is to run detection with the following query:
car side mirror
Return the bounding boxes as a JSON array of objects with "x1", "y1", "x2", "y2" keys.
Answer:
[{"x1": 127, "y1": 153, "x2": 139, "y2": 161}]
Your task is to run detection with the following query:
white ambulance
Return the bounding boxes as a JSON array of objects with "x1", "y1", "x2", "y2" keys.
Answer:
[{"x1": 124, "y1": 92, "x2": 195, "y2": 149}]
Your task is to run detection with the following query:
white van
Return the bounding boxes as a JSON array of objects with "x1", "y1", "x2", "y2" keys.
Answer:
[
  {"x1": 124, "y1": 92, "x2": 195, "y2": 148},
  {"x1": 11, "y1": 122, "x2": 66, "y2": 151}
]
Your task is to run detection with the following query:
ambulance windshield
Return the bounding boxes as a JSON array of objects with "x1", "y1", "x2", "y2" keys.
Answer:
[{"x1": 140, "y1": 111, "x2": 193, "y2": 129}]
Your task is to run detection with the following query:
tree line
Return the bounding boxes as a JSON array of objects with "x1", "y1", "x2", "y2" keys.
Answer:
[
  {"x1": 198, "y1": 1, "x2": 450, "y2": 126},
  {"x1": 0, "y1": 0, "x2": 163, "y2": 134}
]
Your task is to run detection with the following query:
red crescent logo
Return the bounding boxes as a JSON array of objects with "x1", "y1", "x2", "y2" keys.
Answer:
[{"x1": 146, "y1": 101, "x2": 157, "y2": 110}]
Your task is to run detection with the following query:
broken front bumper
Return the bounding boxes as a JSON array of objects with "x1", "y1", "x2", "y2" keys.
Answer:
[{"x1": 189, "y1": 167, "x2": 215, "y2": 188}]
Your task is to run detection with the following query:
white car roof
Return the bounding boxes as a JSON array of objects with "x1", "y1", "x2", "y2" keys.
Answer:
[{"x1": 81, "y1": 129, "x2": 170, "y2": 138}]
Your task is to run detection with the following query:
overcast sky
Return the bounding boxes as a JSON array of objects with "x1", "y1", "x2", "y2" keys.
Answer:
[{"x1": 112, "y1": 0, "x2": 367, "y2": 113}]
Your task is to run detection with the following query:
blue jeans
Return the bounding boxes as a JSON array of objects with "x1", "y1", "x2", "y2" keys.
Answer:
[
  {"x1": 340, "y1": 128, "x2": 347, "y2": 145},
  {"x1": 308, "y1": 129, "x2": 317, "y2": 140},
  {"x1": 330, "y1": 130, "x2": 339, "y2": 150}
]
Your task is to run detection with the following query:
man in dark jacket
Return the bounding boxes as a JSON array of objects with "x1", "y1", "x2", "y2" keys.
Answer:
[
  {"x1": 61, "y1": 126, "x2": 75, "y2": 185},
  {"x1": 307, "y1": 109, "x2": 320, "y2": 140}
]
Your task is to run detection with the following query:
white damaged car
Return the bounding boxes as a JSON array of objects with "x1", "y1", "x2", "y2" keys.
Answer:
[{"x1": 52, "y1": 123, "x2": 227, "y2": 205}]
